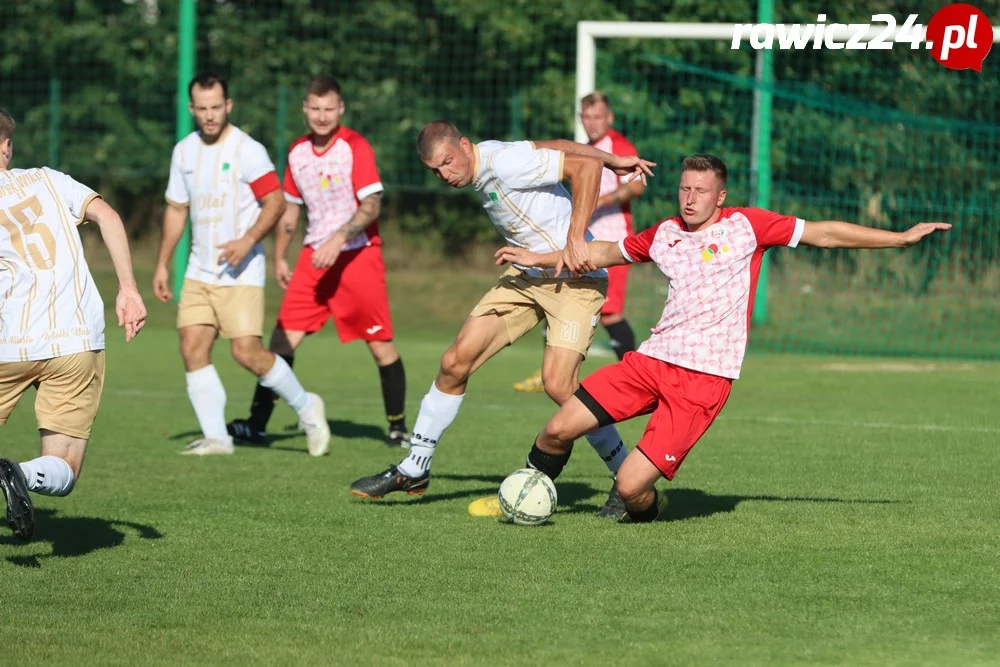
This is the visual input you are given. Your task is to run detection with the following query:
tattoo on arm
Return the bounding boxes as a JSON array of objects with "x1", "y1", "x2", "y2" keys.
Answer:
[{"x1": 340, "y1": 193, "x2": 382, "y2": 241}]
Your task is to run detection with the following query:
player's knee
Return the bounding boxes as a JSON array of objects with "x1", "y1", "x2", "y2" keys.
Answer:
[
  {"x1": 541, "y1": 413, "x2": 576, "y2": 446},
  {"x1": 615, "y1": 474, "x2": 652, "y2": 508},
  {"x1": 230, "y1": 339, "x2": 261, "y2": 369},
  {"x1": 179, "y1": 339, "x2": 209, "y2": 370},
  {"x1": 439, "y1": 348, "x2": 472, "y2": 384},
  {"x1": 542, "y1": 376, "x2": 574, "y2": 405}
]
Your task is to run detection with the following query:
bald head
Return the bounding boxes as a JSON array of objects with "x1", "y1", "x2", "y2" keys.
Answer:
[{"x1": 417, "y1": 121, "x2": 463, "y2": 160}]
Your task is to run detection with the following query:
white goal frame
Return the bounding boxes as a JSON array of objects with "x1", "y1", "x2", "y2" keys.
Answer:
[{"x1": 574, "y1": 20, "x2": 1000, "y2": 143}]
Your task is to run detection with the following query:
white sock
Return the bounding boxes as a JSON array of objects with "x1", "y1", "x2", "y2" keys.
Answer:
[
  {"x1": 259, "y1": 354, "x2": 309, "y2": 414},
  {"x1": 397, "y1": 382, "x2": 465, "y2": 477},
  {"x1": 19, "y1": 456, "x2": 75, "y2": 496},
  {"x1": 585, "y1": 424, "x2": 628, "y2": 473},
  {"x1": 186, "y1": 365, "x2": 232, "y2": 443}
]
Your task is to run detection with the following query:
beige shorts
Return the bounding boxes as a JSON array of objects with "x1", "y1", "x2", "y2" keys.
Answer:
[
  {"x1": 177, "y1": 279, "x2": 264, "y2": 339},
  {"x1": 0, "y1": 351, "x2": 106, "y2": 439},
  {"x1": 471, "y1": 267, "x2": 607, "y2": 356}
]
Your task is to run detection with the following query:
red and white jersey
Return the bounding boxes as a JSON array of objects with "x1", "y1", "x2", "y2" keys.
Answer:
[
  {"x1": 0, "y1": 167, "x2": 105, "y2": 361},
  {"x1": 619, "y1": 207, "x2": 805, "y2": 379},
  {"x1": 284, "y1": 127, "x2": 384, "y2": 251},
  {"x1": 589, "y1": 128, "x2": 637, "y2": 243},
  {"x1": 165, "y1": 125, "x2": 281, "y2": 287}
]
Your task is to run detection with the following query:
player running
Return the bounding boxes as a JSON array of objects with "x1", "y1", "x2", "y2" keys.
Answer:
[
  {"x1": 153, "y1": 73, "x2": 329, "y2": 456},
  {"x1": 227, "y1": 76, "x2": 409, "y2": 448},
  {"x1": 497, "y1": 153, "x2": 951, "y2": 522},
  {"x1": 350, "y1": 121, "x2": 654, "y2": 518},
  {"x1": 0, "y1": 109, "x2": 147, "y2": 541}
]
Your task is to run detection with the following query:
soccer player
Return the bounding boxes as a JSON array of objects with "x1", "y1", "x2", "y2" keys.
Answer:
[
  {"x1": 0, "y1": 109, "x2": 147, "y2": 541},
  {"x1": 349, "y1": 121, "x2": 655, "y2": 517},
  {"x1": 226, "y1": 76, "x2": 409, "y2": 448},
  {"x1": 514, "y1": 92, "x2": 643, "y2": 392},
  {"x1": 496, "y1": 154, "x2": 950, "y2": 522},
  {"x1": 152, "y1": 73, "x2": 330, "y2": 456}
]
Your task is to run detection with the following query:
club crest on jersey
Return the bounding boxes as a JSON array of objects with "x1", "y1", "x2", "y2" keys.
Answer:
[
  {"x1": 701, "y1": 243, "x2": 729, "y2": 262},
  {"x1": 320, "y1": 172, "x2": 342, "y2": 189},
  {"x1": 222, "y1": 162, "x2": 231, "y2": 172}
]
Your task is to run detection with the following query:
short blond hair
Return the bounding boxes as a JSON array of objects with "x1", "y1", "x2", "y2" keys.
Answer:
[
  {"x1": 417, "y1": 121, "x2": 462, "y2": 159},
  {"x1": 0, "y1": 109, "x2": 15, "y2": 143},
  {"x1": 580, "y1": 92, "x2": 611, "y2": 110},
  {"x1": 681, "y1": 154, "x2": 728, "y2": 184}
]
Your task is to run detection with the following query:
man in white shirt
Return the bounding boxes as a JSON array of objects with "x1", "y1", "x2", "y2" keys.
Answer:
[
  {"x1": 0, "y1": 109, "x2": 147, "y2": 541},
  {"x1": 152, "y1": 73, "x2": 330, "y2": 457},
  {"x1": 350, "y1": 121, "x2": 654, "y2": 519}
]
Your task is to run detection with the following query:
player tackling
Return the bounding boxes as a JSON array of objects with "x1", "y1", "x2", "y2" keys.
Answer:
[
  {"x1": 350, "y1": 121, "x2": 654, "y2": 518},
  {"x1": 0, "y1": 109, "x2": 147, "y2": 541},
  {"x1": 497, "y1": 154, "x2": 950, "y2": 522},
  {"x1": 514, "y1": 91, "x2": 643, "y2": 391}
]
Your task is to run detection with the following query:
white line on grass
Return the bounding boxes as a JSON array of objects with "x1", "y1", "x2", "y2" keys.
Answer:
[{"x1": 726, "y1": 415, "x2": 1000, "y2": 435}]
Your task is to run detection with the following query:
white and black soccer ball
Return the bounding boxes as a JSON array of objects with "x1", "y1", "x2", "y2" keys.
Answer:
[{"x1": 498, "y1": 468, "x2": 557, "y2": 525}]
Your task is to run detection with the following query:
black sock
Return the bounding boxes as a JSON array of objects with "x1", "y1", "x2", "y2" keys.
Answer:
[
  {"x1": 379, "y1": 357, "x2": 406, "y2": 431},
  {"x1": 605, "y1": 320, "x2": 636, "y2": 361},
  {"x1": 625, "y1": 489, "x2": 659, "y2": 523},
  {"x1": 248, "y1": 353, "x2": 293, "y2": 432},
  {"x1": 526, "y1": 442, "x2": 571, "y2": 481}
]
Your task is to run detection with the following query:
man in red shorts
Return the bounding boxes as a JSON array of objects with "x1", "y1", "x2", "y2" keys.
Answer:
[
  {"x1": 514, "y1": 92, "x2": 643, "y2": 391},
  {"x1": 228, "y1": 76, "x2": 408, "y2": 449},
  {"x1": 496, "y1": 153, "x2": 950, "y2": 522}
]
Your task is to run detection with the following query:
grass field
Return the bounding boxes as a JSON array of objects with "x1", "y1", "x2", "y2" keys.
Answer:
[{"x1": 3, "y1": 248, "x2": 1000, "y2": 666}]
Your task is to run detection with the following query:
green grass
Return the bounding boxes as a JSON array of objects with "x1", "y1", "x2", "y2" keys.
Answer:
[{"x1": 3, "y1": 254, "x2": 1000, "y2": 666}]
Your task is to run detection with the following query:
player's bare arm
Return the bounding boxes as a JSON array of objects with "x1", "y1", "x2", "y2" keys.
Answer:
[
  {"x1": 217, "y1": 188, "x2": 285, "y2": 268},
  {"x1": 84, "y1": 198, "x2": 147, "y2": 342},
  {"x1": 273, "y1": 201, "x2": 301, "y2": 289},
  {"x1": 152, "y1": 203, "x2": 189, "y2": 303},
  {"x1": 497, "y1": 240, "x2": 628, "y2": 270},
  {"x1": 557, "y1": 154, "x2": 603, "y2": 276},
  {"x1": 799, "y1": 220, "x2": 951, "y2": 249},
  {"x1": 597, "y1": 179, "x2": 645, "y2": 209},
  {"x1": 311, "y1": 192, "x2": 382, "y2": 269},
  {"x1": 533, "y1": 139, "x2": 655, "y2": 185}
]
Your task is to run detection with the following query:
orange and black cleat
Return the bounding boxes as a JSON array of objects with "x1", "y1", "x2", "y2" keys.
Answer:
[{"x1": 350, "y1": 465, "x2": 429, "y2": 500}]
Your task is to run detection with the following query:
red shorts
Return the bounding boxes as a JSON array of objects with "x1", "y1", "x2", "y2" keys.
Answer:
[
  {"x1": 276, "y1": 244, "x2": 394, "y2": 343},
  {"x1": 601, "y1": 264, "x2": 630, "y2": 316},
  {"x1": 578, "y1": 352, "x2": 732, "y2": 479}
]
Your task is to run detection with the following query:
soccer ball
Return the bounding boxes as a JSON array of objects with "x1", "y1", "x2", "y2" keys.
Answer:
[{"x1": 498, "y1": 468, "x2": 557, "y2": 525}]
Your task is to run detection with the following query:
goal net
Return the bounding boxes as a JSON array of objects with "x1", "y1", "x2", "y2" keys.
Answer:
[{"x1": 579, "y1": 21, "x2": 1000, "y2": 359}]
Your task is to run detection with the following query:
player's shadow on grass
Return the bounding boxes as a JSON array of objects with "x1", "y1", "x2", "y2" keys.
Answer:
[
  {"x1": 0, "y1": 509, "x2": 162, "y2": 569},
  {"x1": 172, "y1": 418, "x2": 387, "y2": 453},
  {"x1": 561, "y1": 487, "x2": 901, "y2": 519},
  {"x1": 364, "y1": 474, "x2": 595, "y2": 507}
]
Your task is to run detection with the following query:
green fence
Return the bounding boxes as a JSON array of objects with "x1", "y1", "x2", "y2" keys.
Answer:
[{"x1": 1, "y1": 0, "x2": 998, "y2": 358}]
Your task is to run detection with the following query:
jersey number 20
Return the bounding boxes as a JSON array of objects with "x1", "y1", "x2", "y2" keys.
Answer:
[{"x1": 0, "y1": 196, "x2": 57, "y2": 271}]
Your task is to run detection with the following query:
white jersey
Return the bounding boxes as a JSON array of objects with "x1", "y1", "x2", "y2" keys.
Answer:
[
  {"x1": 473, "y1": 140, "x2": 603, "y2": 279},
  {"x1": 0, "y1": 168, "x2": 105, "y2": 362},
  {"x1": 165, "y1": 125, "x2": 280, "y2": 287}
]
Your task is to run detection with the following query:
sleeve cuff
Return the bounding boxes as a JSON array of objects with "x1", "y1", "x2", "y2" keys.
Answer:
[
  {"x1": 618, "y1": 238, "x2": 636, "y2": 263},
  {"x1": 165, "y1": 196, "x2": 189, "y2": 208},
  {"x1": 356, "y1": 182, "x2": 384, "y2": 200},
  {"x1": 788, "y1": 218, "x2": 806, "y2": 248},
  {"x1": 76, "y1": 193, "x2": 101, "y2": 225},
  {"x1": 284, "y1": 193, "x2": 304, "y2": 205}
]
